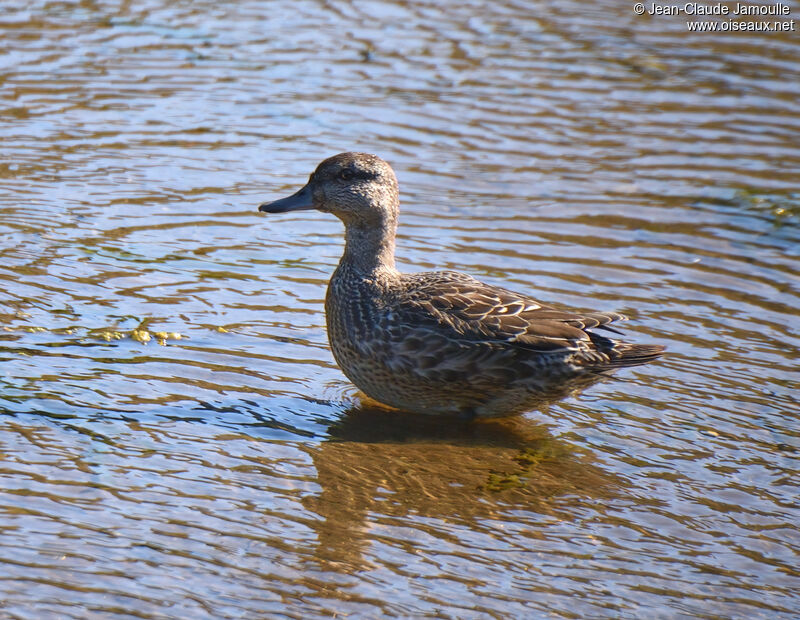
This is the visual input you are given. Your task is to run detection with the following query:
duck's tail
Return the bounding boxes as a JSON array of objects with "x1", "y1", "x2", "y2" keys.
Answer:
[
  {"x1": 605, "y1": 343, "x2": 666, "y2": 368},
  {"x1": 587, "y1": 331, "x2": 666, "y2": 369}
]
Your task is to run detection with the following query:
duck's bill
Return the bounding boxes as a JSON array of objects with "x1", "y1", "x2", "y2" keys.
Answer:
[{"x1": 258, "y1": 184, "x2": 314, "y2": 213}]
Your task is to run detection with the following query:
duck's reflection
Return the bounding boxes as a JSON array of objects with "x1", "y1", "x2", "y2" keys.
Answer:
[{"x1": 302, "y1": 381, "x2": 622, "y2": 571}]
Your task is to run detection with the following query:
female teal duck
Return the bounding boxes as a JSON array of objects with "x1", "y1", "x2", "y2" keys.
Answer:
[{"x1": 259, "y1": 153, "x2": 664, "y2": 418}]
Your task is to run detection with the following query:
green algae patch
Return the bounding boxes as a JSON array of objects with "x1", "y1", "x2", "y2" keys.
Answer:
[
  {"x1": 485, "y1": 472, "x2": 524, "y2": 492},
  {"x1": 483, "y1": 442, "x2": 572, "y2": 494},
  {"x1": 130, "y1": 327, "x2": 184, "y2": 346},
  {"x1": 1, "y1": 324, "x2": 187, "y2": 346}
]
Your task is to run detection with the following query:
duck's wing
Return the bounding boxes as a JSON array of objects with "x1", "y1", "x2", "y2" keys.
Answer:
[{"x1": 396, "y1": 270, "x2": 626, "y2": 353}]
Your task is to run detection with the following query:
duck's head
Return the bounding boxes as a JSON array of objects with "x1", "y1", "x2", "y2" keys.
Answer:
[{"x1": 258, "y1": 152, "x2": 399, "y2": 228}]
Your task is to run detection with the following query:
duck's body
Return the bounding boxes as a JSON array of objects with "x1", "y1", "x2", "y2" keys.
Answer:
[{"x1": 259, "y1": 152, "x2": 664, "y2": 418}]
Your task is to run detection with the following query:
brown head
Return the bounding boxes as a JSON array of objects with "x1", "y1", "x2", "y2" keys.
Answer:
[{"x1": 258, "y1": 152, "x2": 399, "y2": 229}]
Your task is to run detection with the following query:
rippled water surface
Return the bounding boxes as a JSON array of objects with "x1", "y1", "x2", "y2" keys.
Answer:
[{"x1": 1, "y1": 0, "x2": 799, "y2": 617}]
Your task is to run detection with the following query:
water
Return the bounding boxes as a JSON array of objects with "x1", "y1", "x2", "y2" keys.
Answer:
[{"x1": 1, "y1": 0, "x2": 799, "y2": 617}]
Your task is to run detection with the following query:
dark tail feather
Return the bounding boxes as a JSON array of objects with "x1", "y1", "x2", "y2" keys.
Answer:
[
  {"x1": 594, "y1": 323, "x2": 625, "y2": 336},
  {"x1": 585, "y1": 331, "x2": 665, "y2": 370},
  {"x1": 604, "y1": 343, "x2": 666, "y2": 368}
]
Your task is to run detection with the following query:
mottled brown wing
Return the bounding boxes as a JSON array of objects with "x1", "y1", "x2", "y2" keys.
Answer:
[{"x1": 395, "y1": 271, "x2": 626, "y2": 352}]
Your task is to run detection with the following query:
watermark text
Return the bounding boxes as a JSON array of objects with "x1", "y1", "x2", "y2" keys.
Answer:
[{"x1": 633, "y1": 2, "x2": 795, "y2": 32}]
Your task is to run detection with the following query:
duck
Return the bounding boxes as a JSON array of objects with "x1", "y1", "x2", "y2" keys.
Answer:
[{"x1": 258, "y1": 152, "x2": 664, "y2": 418}]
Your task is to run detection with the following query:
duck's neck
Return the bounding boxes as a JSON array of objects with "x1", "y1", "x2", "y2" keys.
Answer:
[{"x1": 340, "y1": 215, "x2": 397, "y2": 275}]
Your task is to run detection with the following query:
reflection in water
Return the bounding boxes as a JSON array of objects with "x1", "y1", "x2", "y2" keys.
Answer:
[{"x1": 305, "y1": 390, "x2": 620, "y2": 571}]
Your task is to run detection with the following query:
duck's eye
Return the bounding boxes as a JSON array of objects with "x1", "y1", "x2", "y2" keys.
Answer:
[{"x1": 338, "y1": 169, "x2": 354, "y2": 181}]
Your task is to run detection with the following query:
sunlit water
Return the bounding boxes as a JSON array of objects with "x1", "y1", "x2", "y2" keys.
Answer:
[{"x1": 1, "y1": 0, "x2": 799, "y2": 617}]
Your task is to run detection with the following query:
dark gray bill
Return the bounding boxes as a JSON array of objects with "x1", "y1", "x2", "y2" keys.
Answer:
[{"x1": 258, "y1": 184, "x2": 314, "y2": 213}]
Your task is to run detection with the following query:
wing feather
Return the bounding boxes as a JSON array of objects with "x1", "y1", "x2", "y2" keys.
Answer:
[{"x1": 393, "y1": 271, "x2": 626, "y2": 353}]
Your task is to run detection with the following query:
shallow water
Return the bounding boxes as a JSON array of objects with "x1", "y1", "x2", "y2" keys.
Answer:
[{"x1": 1, "y1": 0, "x2": 799, "y2": 617}]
